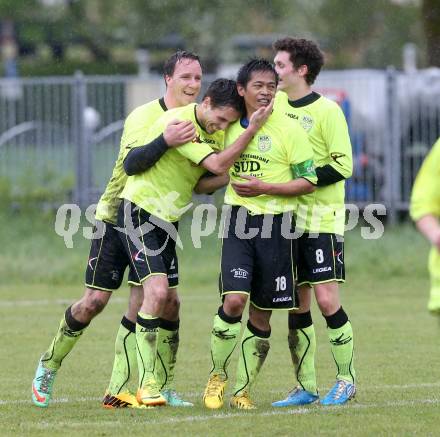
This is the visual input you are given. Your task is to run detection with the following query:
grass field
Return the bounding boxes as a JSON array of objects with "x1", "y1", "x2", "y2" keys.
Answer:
[{"x1": 1, "y1": 210, "x2": 439, "y2": 436}]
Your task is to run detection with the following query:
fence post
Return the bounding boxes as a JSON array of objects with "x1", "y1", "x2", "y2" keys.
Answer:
[
  {"x1": 385, "y1": 67, "x2": 400, "y2": 224},
  {"x1": 72, "y1": 71, "x2": 89, "y2": 209}
]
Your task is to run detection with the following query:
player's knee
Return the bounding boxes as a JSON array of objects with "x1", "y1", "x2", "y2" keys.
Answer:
[
  {"x1": 82, "y1": 293, "x2": 108, "y2": 317},
  {"x1": 250, "y1": 317, "x2": 271, "y2": 332},
  {"x1": 249, "y1": 307, "x2": 271, "y2": 331},
  {"x1": 128, "y1": 287, "x2": 143, "y2": 313},
  {"x1": 316, "y1": 293, "x2": 337, "y2": 315},
  {"x1": 223, "y1": 294, "x2": 247, "y2": 317},
  {"x1": 170, "y1": 294, "x2": 180, "y2": 312},
  {"x1": 163, "y1": 293, "x2": 180, "y2": 319},
  {"x1": 149, "y1": 283, "x2": 169, "y2": 308}
]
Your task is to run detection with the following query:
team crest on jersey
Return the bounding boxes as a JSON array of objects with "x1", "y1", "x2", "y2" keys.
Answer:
[
  {"x1": 257, "y1": 135, "x2": 272, "y2": 152},
  {"x1": 300, "y1": 115, "x2": 314, "y2": 132}
]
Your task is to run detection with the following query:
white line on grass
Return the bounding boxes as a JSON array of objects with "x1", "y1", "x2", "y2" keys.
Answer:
[
  {"x1": 127, "y1": 398, "x2": 440, "y2": 426},
  {"x1": 0, "y1": 397, "x2": 99, "y2": 406},
  {"x1": 185, "y1": 382, "x2": 440, "y2": 398},
  {"x1": 3, "y1": 398, "x2": 440, "y2": 428},
  {"x1": 2, "y1": 387, "x2": 440, "y2": 407}
]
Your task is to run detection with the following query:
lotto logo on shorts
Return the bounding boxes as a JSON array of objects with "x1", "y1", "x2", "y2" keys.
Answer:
[{"x1": 231, "y1": 268, "x2": 249, "y2": 279}]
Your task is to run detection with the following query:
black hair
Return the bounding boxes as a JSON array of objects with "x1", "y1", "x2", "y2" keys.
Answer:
[
  {"x1": 236, "y1": 58, "x2": 278, "y2": 88},
  {"x1": 203, "y1": 78, "x2": 243, "y2": 113},
  {"x1": 273, "y1": 37, "x2": 324, "y2": 85},
  {"x1": 163, "y1": 50, "x2": 201, "y2": 79}
]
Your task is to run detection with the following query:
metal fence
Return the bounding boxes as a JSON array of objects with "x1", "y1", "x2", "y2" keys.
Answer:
[{"x1": 1, "y1": 68, "x2": 439, "y2": 219}]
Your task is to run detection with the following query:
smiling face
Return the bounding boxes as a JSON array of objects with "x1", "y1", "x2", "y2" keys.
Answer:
[
  {"x1": 273, "y1": 50, "x2": 307, "y2": 92},
  {"x1": 198, "y1": 97, "x2": 241, "y2": 134},
  {"x1": 165, "y1": 58, "x2": 202, "y2": 107},
  {"x1": 237, "y1": 70, "x2": 277, "y2": 115}
]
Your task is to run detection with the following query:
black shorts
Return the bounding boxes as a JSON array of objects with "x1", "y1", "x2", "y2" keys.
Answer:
[
  {"x1": 117, "y1": 201, "x2": 179, "y2": 287},
  {"x1": 219, "y1": 206, "x2": 298, "y2": 310},
  {"x1": 85, "y1": 220, "x2": 141, "y2": 292},
  {"x1": 297, "y1": 233, "x2": 345, "y2": 286}
]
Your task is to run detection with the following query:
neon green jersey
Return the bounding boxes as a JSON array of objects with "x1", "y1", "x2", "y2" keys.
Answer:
[
  {"x1": 224, "y1": 111, "x2": 317, "y2": 215},
  {"x1": 120, "y1": 103, "x2": 224, "y2": 222},
  {"x1": 275, "y1": 91, "x2": 353, "y2": 234},
  {"x1": 410, "y1": 138, "x2": 440, "y2": 221},
  {"x1": 95, "y1": 98, "x2": 167, "y2": 224}
]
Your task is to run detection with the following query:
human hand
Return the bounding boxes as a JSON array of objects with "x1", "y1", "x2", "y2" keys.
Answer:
[
  {"x1": 231, "y1": 175, "x2": 269, "y2": 197},
  {"x1": 163, "y1": 119, "x2": 196, "y2": 147},
  {"x1": 248, "y1": 99, "x2": 274, "y2": 133}
]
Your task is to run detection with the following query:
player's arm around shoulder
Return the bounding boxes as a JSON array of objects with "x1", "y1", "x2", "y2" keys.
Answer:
[{"x1": 123, "y1": 118, "x2": 196, "y2": 176}]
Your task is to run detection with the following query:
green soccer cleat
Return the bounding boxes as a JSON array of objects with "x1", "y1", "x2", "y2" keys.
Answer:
[
  {"x1": 161, "y1": 389, "x2": 194, "y2": 407},
  {"x1": 32, "y1": 358, "x2": 57, "y2": 408}
]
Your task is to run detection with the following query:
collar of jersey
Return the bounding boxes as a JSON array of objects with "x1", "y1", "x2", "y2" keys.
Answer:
[
  {"x1": 159, "y1": 97, "x2": 168, "y2": 111},
  {"x1": 194, "y1": 104, "x2": 208, "y2": 133},
  {"x1": 288, "y1": 91, "x2": 321, "y2": 108},
  {"x1": 240, "y1": 117, "x2": 250, "y2": 129}
]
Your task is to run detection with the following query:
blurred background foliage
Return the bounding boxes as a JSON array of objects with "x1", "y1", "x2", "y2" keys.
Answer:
[{"x1": 0, "y1": 0, "x2": 438, "y2": 75}]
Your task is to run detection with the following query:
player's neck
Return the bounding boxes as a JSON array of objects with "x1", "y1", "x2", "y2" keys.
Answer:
[
  {"x1": 163, "y1": 93, "x2": 179, "y2": 110},
  {"x1": 285, "y1": 82, "x2": 312, "y2": 102},
  {"x1": 245, "y1": 104, "x2": 258, "y2": 120},
  {"x1": 195, "y1": 104, "x2": 207, "y2": 130}
]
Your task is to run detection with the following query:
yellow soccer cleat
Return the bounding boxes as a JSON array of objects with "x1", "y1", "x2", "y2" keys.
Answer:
[
  {"x1": 229, "y1": 391, "x2": 257, "y2": 410},
  {"x1": 102, "y1": 391, "x2": 141, "y2": 409},
  {"x1": 136, "y1": 378, "x2": 167, "y2": 407},
  {"x1": 203, "y1": 374, "x2": 227, "y2": 409}
]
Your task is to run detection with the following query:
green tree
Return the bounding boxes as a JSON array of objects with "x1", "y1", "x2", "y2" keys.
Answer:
[
  {"x1": 422, "y1": 0, "x2": 440, "y2": 66},
  {"x1": 1, "y1": 0, "x2": 431, "y2": 73},
  {"x1": 282, "y1": 0, "x2": 423, "y2": 68}
]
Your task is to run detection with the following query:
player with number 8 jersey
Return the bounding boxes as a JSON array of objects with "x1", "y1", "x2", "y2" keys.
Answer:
[{"x1": 271, "y1": 37, "x2": 356, "y2": 408}]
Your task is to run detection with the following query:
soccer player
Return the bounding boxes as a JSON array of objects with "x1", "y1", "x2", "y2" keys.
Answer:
[
  {"x1": 202, "y1": 59, "x2": 317, "y2": 410},
  {"x1": 270, "y1": 37, "x2": 355, "y2": 407},
  {"x1": 118, "y1": 77, "x2": 272, "y2": 407},
  {"x1": 410, "y1": 138, "x2": 440, "y2": 314},
  {"x1": 32, "y1": 51, "x2": 205, "y2": 409}
]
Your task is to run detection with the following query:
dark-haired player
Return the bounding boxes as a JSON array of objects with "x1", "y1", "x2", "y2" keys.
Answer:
[
  {"x1": 32, "y1": 51, "x2": 204, "y2": 409},
  {"x1": 119, "y1": 78, "x2": 272, "y2": 407},
  {"x1": 202, "y1": 59, "x2": 316, "y2": 410},
  {"x1": 271, "y1": 37, "x2": 355, "y2": 407}
]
